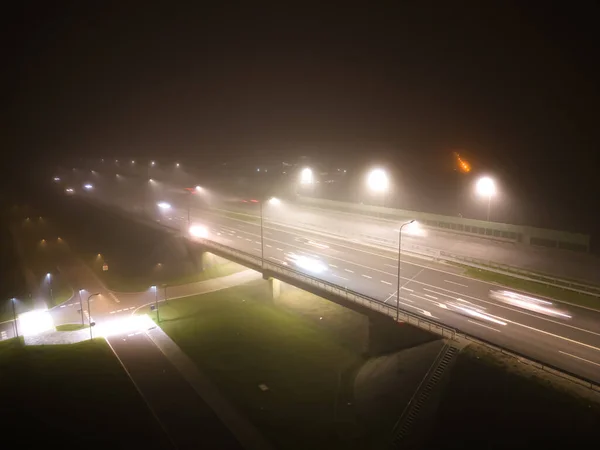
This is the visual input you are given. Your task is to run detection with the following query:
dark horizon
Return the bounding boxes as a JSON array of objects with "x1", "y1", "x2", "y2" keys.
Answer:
[{"x1": 5, "y1": 2, "x2": 600, "y2": 235}]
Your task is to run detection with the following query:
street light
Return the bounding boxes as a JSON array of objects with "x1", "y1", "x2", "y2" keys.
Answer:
[
  {"x1": 300, "y1": 167, "x2": 314, "y2": 185},
  {"x1": 87, "y1": 293, "x2": 100, "y2": 339},
  {"x1": 11, "y1": 298, "x2": 18, "y2": 338},
  {"x1": 367, "y1": 168, "x2": 389, "y2": 193},
  {"x1": 396, "y1": 220, "x2": 415, "y2": 322},
  {"x1": 151, "y1": 285, "x2": 159, "y2": 323},
  {"x1": 476, "y1": 176, "x2": 496, "y2": 221},
  {"x1": 46, "y1": 273, "x2": 54, "y2": 304},
  {"x1": 157, "y1": 202, "x2": 171, "y2": 210},
  {"x1": 78, "y1": 289, "x2": 84, "y2": 325}
]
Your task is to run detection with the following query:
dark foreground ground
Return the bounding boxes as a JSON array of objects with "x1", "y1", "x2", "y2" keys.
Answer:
[
  {"x1": 0, "y1": 339, "x2": 172, "y2": 450},
  {"x1": 428, "y1": 344, "x2": 600, "y2": 449}
]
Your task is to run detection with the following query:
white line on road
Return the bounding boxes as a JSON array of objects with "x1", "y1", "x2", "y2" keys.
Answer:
[
  {"x1": 266, "y1": 244, "x2": 272, "y2": 248},
  {"x1": 425, "y1": 294, "x2": 438, "y2": 300},
  {"x1": 401, "y1": 287, "x2": 414, "y2": 292},
  {"x1": 345, "y1": 269, "x2": 354, "y2": 273},
  {"x1": 362, "y1": 274, "x2": 372, "y2": 279},
  {"x1": 384, "y1": 264, "x2": 397, "y2": 269},
  {"x1": 329, "y1": 264, "x2": 338, "y2": 268},
  {"x1": 237, "y1": 236, "x2": 243, "y2": 238},
  {"x1": 559, "y1": 351, "x2": 600, "y2": 367},
  {"x1": 381, "y1": 280, "x2": 392, "y2": 285},
  {"x1": 333, "y1": 274, "x2": 350, "y2": 281},
  {"x1": 269, "y1": 256, "x2": 286, "y2": 264},
  {"x1": 276, "y1": 248, "x2": 283, "y2": 251},
  {"x1": 110, "y1": 311, "x2": 116, "y2": 314},
  {"x1": 255, "y1": 241, "x2": 261, "y2": 244},
  {"x1": 445, "y1": 279, "x2": 469, "y2": 288},
  {"x1": 245, "y1": 238, "x2": 252, "y2": 241},
  {"x1": 468, "y1": 320, "x2": 501, "y2": 332},
  {"x1": 60, "y1": 305, "x2": 66, "y2": 308}
]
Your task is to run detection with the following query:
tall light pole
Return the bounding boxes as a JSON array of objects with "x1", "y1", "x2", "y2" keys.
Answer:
[
  {"x1": 87, "y1": 292, "x2": 100, "y2": 339},
  {"x1": 78, "y1": 289, "x2": 84, "y2": 325},
  {"x1": 11, "y1": 298, "x2": 18, "y2": 338},
  {"x1": 396, "y1": 220, "x2": 415, "y2": 322},
  {"x1": 152, "y1": 285, "x2": 159, "y2": 323},
  {"x1": 476, "y1": 176, "x2": 496, "y2": 221},
  {"x1": 46, "y1": 273, "x2": 54, "y2": 304}
]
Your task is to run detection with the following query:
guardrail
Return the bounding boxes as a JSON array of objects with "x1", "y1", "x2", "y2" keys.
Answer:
[{"x1": 193, "y1": 237, "x2": 600, "y2": 392}]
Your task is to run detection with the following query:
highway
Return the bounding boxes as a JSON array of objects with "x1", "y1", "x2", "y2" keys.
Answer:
[{"x1": 65, "y1": 178, "x2": 600, "y2": 385}]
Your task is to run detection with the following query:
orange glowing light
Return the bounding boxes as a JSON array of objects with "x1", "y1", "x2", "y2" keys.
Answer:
[{"x1": 454, "y1": 152, "x2": 472, "y2": 173}]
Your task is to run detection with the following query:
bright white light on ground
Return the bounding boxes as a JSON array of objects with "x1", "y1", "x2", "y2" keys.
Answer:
[
  {"x1": 476, "y1": 176, "x2": 496, "y2": 197},
  {"x1": 300, "y1": 167, "x2": 313, "y2": 184},
  {"x1": 195, "y1": 185, "x2": 203, "y2": 192},
  {"x1": 83, "y1": 183, "x2": 93, "y2": 190},
  {"x1": 367, "y1": 168, "x2": 389, "y2": 192},
  {"x1": 131, "y1": 160, "x2": 135, "y2": 164},
  {"x1": 157, "y1": 202, "x2": 171, "y2": 210},
  {"x1": 176, "y1": 162, "x2": 180, "y2": 167},
  {"x1": 189, "y1": 224, "x2": 208, "y2": 238},
  {"x1": 268, "y1": 197, "x2": 281, "y2": 206},
  {"x1": 46, "y1": 272, "x2": 51, "y2": 279},
  {"x1": 65, "y1": 188, "x2": 74, "y2": 193},
  {"x1": 18, "y1": 309, "x2": 55, "y2": 336},
  {"x1": 53, "y1": 177, "x2": 60, "y2": 182},
  {"x1": 96, "y1": 314, "x2": 155, "y2": 338},
  {"x1": 151, "y1": 161, "x2": 155, "y2": 166}
]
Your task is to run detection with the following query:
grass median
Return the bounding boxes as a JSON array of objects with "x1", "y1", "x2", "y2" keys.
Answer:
[
  {"x1": 428, "y1": 344, "x2": 600, "y2": 448},
  {"x1": 0, "y1": 338, "x2": 170, "y2": 449},
  {"x1": 141, "y1": 280, "x2": 364, "y2": 450},
  {"x1": 464, "y1": 267, "x2": 600, "y2": 310}
]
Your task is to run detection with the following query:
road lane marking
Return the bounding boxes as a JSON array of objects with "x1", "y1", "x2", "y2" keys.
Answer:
[
  {"x1": 329, "y1": 264, "x2": 338, "y2": 268},
  {"x1": 410, "y1": 293, "x2": 442, "y2": 306},
  {"x1": 345, "y1": 269, "x2": 354, "y2": 273},
  {"x1": 60, "y1": 305, "x2": 66, "y2": 308},
  {"x1": 381, "y1": 280, "x2": 392, "y2": 285},
  {"x1": 385, "y1": 264, "x2": 397, "y2": 269},
  {"x1": 425, "y1": 294, "x2": 438, "y2": 300},
  {"x1": 468, "y1": 320, "x2": 501, "y2": 332},
  {"x1": 276, "y1": 248, "x2": 283, "y2": 251},
  {"x1": 266, "y1": 244, "x2": 272, "y2": 248},
  {"x1": 245, "y1": 238, "x2": 252, "y2": 241},
  {"x1": 255, "y1": 241, "x2": 261, "y2": 244},
  {"x1": 333, "y1": 274, "x2": 349, "y2": 281},
  {"x1": 110, "y1": 311, "x2": 116, "y2": 314},
  {"x1": 445, "y1": 279, "x2": 469, "y2": 288},
  {"x1": 252, "y1": 247, "x2": 261, "y2": 252},
  {"x1": 362, "y1": 274, "x2": 372, "y2": 279},
  {"x1": 402, "y1": 287, "x2": 414, "y2": 292},
  {"x1": 558, "y1": 351, "x2": 600, "y2": 367},
  {"x1": 269, "y1": 256, "x2": 286, "y2": 264}
]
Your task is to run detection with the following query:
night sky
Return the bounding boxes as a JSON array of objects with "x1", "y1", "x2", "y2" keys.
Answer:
[{"x1": 5, "y1": 2, "x2": 600, "y2": 236}]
